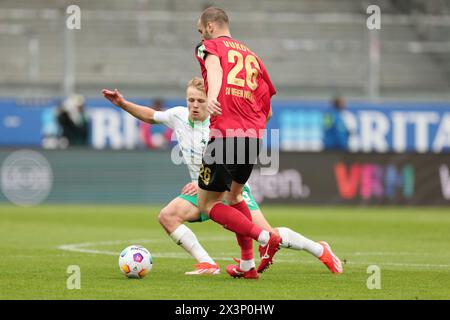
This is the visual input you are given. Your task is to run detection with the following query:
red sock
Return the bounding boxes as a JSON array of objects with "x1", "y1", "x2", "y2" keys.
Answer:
[
  {"x1": 231, "y1": 201, "x2": 253, "y2": 261},
  {"x1": 209, "y1": 203, "x2": 262, "y2": 241},
  {"x1": 231, "y1": 200, "x2": 252, "y2": 220}
]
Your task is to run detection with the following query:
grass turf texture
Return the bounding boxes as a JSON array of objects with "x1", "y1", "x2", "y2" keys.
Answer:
[{"x1": 0, "y1": 205, "x2": 449, "y2": 300}]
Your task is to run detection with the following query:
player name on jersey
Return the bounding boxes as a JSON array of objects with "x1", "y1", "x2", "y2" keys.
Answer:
[{"x1": 223, "y1": 40, "x2": 251, "y2": 52}]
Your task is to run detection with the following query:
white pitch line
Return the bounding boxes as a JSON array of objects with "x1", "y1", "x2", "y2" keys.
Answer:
[
  {"x1": 57, "y1": 237, "x2": 235, "y2": 258},
  {"x1": 352, "y1": 252, "x2": 441, "y2": 257},
  {"x1": 369, "y1": 262, "x2": 450, "y2": 268},
  {"x1": 57, "y1": 239, "x2": 450, "y2": 270}
]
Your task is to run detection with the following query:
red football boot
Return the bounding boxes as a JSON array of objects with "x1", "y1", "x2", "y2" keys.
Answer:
[
  {"x1": 185, "y1": 262, "x2": 220, "y2": 275},
  {"x1": 257, "y1": 233, "x2": 282, "y2": 273},
  {"x1": 318, "y1": 241, "x2": 343, "y2": 274},
  {"x1": 226, "y1": 258, "x2": 259, "y2": 279}
]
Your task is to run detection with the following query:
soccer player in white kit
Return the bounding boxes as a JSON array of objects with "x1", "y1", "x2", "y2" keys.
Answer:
[{"x1": 102, "y1": 78, "x2": 343, "y2": 276}]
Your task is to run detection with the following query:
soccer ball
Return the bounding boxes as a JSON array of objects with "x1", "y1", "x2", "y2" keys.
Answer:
[{"x1": 118, "y1": 245, "x2": 153, "y2": 278}]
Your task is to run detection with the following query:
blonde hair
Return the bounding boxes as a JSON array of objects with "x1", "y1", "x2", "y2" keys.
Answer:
[{"x1": 186, "y1": 77, "x2": 205, "y2": 93}]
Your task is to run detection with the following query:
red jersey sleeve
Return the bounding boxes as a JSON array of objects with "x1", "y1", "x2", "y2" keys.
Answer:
[{"x1": 259, "y1": 58, "x2": 276, "y2": 98}]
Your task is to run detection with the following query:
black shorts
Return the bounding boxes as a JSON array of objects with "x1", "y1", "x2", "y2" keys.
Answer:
[{"x1": 198, "y1": 137, "x2": 262, "y2": 192}]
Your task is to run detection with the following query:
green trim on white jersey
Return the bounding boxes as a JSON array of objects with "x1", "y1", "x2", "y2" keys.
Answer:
[
  {"x1": 154, "y1": 107, "x2": 210, "y2": 182},
  {"x1": 154, "y1": 107, "x2": 253, "y2": 192}
]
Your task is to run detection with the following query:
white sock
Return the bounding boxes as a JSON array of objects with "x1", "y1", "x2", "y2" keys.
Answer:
[
  {"x1": 257, "y1": 230, "x2": 271, "y2": 246},
  {"x1": 240, "y1": 259, "x2": 255, "y2": 272},
  {"x1": 276, "y1": 227, "x2": 324, "y2": 258},
  {"x1": 169, "y1": 224, "x2": 215, "y2": 265}
]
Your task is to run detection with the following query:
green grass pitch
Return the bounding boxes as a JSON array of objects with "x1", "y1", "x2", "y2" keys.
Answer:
[{"x1": 0, "y1": 205, "x2": 449, "y2": 300}]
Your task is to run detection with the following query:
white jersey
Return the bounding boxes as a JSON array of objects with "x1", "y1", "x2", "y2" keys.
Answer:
[{"x1": 153, "y1": 107, "x2": 210, "y2": 182}]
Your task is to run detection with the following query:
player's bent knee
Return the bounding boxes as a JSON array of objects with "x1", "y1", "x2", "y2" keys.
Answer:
[
  {"x1": 158, "y1": 206, "x2": 182, "y2": 227},
  {"x1": 198, "y1": 200, "x2": 219, "y2": 216},
  {"x1": 226, "y1": 194, "x2": 243, "y2": 206},
  {"x1": 197, "y1": 201, "x2": 210, "y2": 216}
]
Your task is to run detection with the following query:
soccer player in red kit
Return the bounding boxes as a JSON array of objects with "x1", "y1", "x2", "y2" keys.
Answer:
[
  {"x1": 195, "y1": 7, "x2": 343, "y2": 279},
  {"x1": 195, "y1": 7, "x2": 276, "y2": 279}
]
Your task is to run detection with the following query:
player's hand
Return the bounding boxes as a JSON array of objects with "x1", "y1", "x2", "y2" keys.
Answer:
[
  {"x1": 181, "y1": 182, "x2": 198, "y2": 196},
  {"x1": 207, "y1": 98, "x2": 222, "y2": 116},
  {"x1": 102, "y1": 88, "x2": 125, "y2": 107}
]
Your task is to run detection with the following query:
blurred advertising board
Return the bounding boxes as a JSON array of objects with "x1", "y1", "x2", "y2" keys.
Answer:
[
  {"x1": 250, "y1": 152, "x2": 450, "y2": 206},
  {"x1": 0, "y1": 149, "x2": 448, "y2": 206},
  {"x1": 1, "y1": 98, "x2": 449, "y2": 153}
]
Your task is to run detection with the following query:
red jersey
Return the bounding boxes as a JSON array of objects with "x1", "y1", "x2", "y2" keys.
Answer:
[{"x1": 195, "y1": 37, "x2": 276, "y2": 138}]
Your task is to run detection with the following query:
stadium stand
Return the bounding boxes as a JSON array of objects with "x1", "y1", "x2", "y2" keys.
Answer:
[{"x1": 0, "y1": 0, "x2": 449, "y2": 98}]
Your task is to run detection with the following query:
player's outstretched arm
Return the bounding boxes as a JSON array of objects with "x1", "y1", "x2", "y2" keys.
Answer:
[
  {"x1": 102, "y1": 88, "x2": 158, "y2": 124},
  {"x1": 204, "y1": 55, "x2": 222, "y2": 116}
]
